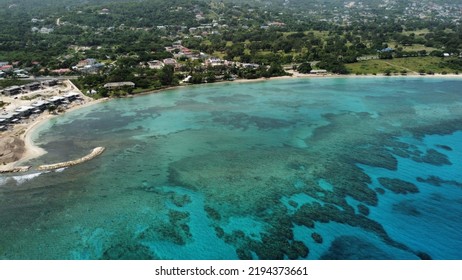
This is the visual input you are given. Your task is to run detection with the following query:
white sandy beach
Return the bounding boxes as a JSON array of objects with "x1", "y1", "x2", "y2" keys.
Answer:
[{"x1": 0, "y1": 81, "x2": 107, "y2": 171}]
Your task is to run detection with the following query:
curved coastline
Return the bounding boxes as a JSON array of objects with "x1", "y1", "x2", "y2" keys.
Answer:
[
  {"x1": 36, "y1": 147, "x2": 105, "y2": 171},
  {"x1": 0, "y1": 97, "x2": 108, "y2": 172},
  {"x1": 1, "y1": 75, "x2": 462, "y2": 259},
  {"x1": 1, "y1": 74, "x2": 461, "y2": 173}
]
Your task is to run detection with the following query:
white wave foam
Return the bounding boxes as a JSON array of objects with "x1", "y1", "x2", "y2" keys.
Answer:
[
  {"x1": 11, "y1": 172, "x2": 44, "y2": 185},
  {"x1": 0, "y1": 176, "x2": 11, "y2": 186}
]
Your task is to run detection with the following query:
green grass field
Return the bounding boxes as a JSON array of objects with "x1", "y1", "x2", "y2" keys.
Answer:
[
  {"x1": 346, "y1": 57, "x2": 458, "y2": 75},
  {"x1": 386, "y1": 42, "x2": 438, "y2": 53}
]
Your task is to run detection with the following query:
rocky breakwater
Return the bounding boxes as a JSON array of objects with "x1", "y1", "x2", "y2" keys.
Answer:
[
  {"x1": 36, "y1": 147, "x2": 105, "y2": 171},
  {"x1": 0, "y1": 166, "x2": 31, "y2": 173}
]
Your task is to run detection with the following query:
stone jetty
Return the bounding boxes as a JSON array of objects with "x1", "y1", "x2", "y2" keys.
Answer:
[
  {"x1": 36, "y1": 147, "x2": 105, "y2": 171},
  {"x1": 0, "y1": 166, "x2": 31, "y2": 173}
]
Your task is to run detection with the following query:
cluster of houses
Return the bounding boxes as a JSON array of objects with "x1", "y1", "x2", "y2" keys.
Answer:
[
  {"x1": 147, "y1": 42, "x2": 261, "y2": 71},
  {"x1": 0, "y1": 92, "x2": 81, "y2": 131},
  {"x1": 147, "y1": 58, "x2": 180, "y2": 70},
  {"x1": 1, "y1": 80, "x2": 58, "y2": 96},
  {"x1": 0, "y1": 62, "x2": 47, "y2": 78},
  {"x1": 72, "y1": 58, "x2": 105, "y2": 73}
]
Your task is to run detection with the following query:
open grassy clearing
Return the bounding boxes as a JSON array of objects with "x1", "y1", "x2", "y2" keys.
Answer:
[
  {"x1": 387, "y1": 42, "x2": 438, "y2": 53},
  {"x1": 401, "y1": 28, "x2": 431, "y2": 36},
  {"x1": 346, "y1": 57, "x2": 459, "y2": 75}
]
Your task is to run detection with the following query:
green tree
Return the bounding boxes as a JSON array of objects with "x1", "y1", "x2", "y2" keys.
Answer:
[
  {"x1": 159, "y1": 65, "x2": 174, "y2": 86},
  {"x1": 297, "y1": 63, "x2": 312, "y2": 74}
]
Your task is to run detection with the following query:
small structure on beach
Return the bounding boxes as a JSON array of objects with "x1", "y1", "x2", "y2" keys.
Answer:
[{"x1": 310, "y1": 69, "x2": 328, "y2": 75}]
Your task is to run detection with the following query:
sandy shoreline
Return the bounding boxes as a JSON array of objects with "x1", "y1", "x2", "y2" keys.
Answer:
[
  {"x1": 1, "y1": 74, "x2": 461, "y2": 172},
  {"x1": 223, "y1": 72, "x2": 462, "y2": 86},
  {"x1": 0, "y1": 84, "x2": 107, "y2": 171}
]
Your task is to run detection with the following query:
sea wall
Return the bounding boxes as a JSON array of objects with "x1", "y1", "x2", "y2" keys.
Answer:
[
  {"x1": 36, "y1": 147, "x2": 105, "y2": 171},
  {"x1": 0, "y1": 166, "x2": 31, "y2": 173}
]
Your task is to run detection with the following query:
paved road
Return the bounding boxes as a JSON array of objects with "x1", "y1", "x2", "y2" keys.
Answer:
[{"x1": 29, "y1": 76, "x2": 80, "y2": 80}]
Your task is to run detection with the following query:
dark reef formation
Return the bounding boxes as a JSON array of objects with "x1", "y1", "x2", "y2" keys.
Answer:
[
  {"x1": 164, "y1": 105, "x2": 462, "y2": 259},
  {"x1": 417, "y1": 176, "x2": 462, "y2": 188},
  {"x1": 378, "y1": 177, "x2": 419, "y2": 194},
  {"x1": 321, "y1": 235, "x2": 392, "y2": 260}
]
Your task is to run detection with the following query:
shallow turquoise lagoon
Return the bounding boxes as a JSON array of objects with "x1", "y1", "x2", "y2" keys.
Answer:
[{"x1": 1, "y1": 77, "x2": 462, "y2": 259}]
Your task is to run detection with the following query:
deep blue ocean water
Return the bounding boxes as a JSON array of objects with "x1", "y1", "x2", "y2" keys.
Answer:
[{"x1": 1, "y1": 77, "x2": 461, "y2": 260}]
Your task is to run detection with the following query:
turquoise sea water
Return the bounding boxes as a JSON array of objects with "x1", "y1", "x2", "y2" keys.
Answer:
[{"x1": 1, "y1": 77, "x2": 462, "y2": 259}]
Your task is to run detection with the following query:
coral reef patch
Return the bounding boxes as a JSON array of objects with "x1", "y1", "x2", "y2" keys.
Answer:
[{"x1": 378, "y1": 177, "x2": 419, "y2": 194}]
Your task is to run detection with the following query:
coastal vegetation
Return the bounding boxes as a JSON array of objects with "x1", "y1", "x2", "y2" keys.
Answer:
[
  {"x1": 0, "y1": 0, "x2": 461, "y2": 94},
  {"x1": 346, "y1": 57, "x2": 459, "y2": 76}
]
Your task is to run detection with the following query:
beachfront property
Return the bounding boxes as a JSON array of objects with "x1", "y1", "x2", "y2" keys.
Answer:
[
  {"x1": 103, "y1": 82, "x2": 135, "y2": 90},
  {"x1": 47, "y1": 96, "x2": 66, "y2": 105},
  {"x1": 2, "y1": 85, "x2": 22, "y2": 96},
  {"x1": 24, "y1": 82, "x2": 41, "y2": 92},
  {"x1": 14, "y1": 106, "x2": 35, "y2": 118},
  {"x1": 0, "y1": 111, "x2": 20, "y2": 124},
  {"x1": 310, "y1": 69, "x2": 328, "y2": 74},
  {"x1": 0, "y1": 87, "x2": 84, "y2": 130},
  {"x1": 63, "y1": 92, "x2": 80, "y2": 101},
  {"x1": 31, "y1": 100, "x2": 50, "y2": 111}
]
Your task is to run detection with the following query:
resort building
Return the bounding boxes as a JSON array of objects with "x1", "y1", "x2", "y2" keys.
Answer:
[
  {"x1": 0, "y1": 112, "x2": 20, "y2": 123},
  {"x1": 24, "y1": 82, "x2": 41, "y2": 91},
  {"x1": 31, "y1": 100, "x2": 50, "y2": 111},
  {"x1": 2, "y1": 86, "x2": 22, "y2": 96},
  {"x1": 48, "y1": 96, "x2": 66, "y2": 105},
  {"x1": 14, "y1": 106, "x2": 35, "y2": 118},
  {"x1": 63, "y1": 92, "x2": 80, "y2": 101},
  {"x1": 0, "y1": 118, "x2": 6, "y2": 130}
]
